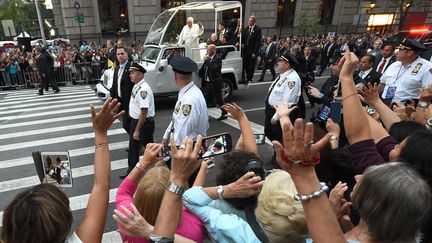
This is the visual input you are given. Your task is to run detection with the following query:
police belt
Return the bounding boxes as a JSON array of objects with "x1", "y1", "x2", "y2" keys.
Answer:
[{"x1": 131, "y1": 117, "x2": 154, "y2": 122}]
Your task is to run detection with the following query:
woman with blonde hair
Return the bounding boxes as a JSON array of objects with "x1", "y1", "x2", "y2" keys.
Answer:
[
  {"x1": 256, "y1": 170, "x2": 309, "y2": 243},
  {"x1": 115, "y1": 143, "x2": 204, "y2": 243}
]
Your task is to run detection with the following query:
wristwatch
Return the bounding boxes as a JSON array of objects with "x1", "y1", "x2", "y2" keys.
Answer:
[
  {"x1": 426, "y1": 118, "x2": 432, "y2": 129},
  {"x1": 166, "y1": 181, "x2": 187, "y2": 196},
  {"x1": 135, "y1": 162, "x2": 146, "y2": 173},
  {"x1": 216, "y1": 185, "x2": 224, "y2": 199},
  {"x1": 418, "y1": 101, "x2": 430, "y2": 108}
]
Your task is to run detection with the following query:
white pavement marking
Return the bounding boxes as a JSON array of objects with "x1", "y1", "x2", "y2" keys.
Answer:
[
  {"x1": 3, "y1": 89, "x2": 94, "y2": 99},
  {"x1": 0, "y1": 141, "x2": 129, "y2": 169},
  {"x1": 0, "y1": 188, "x2": 119, "y2": 227},
  {"x1": 0, "y1": 96, "x2": 99, "y2": 111},
  {"x1": 243, "y1": 107, "x2": 265, "y2": 112},
  {"x1": 0, "y1": 86, "x2": 93, "y2": 97},
  {"x1": 0, "y1": 100, "x2": 100, "y2": 115},
  {"x1": 0, "y1": 114, "x2": 90, "y2": 130},
  {"x1": 0, "y1": 128, "x2": 125, "y2": 152},
  {"x1": 0, "y1": 120, "x2": 120, "y2": 140},
  {"x1": 207, "y1": 108, "x2": 272, "y2": 146},
  {"x1": 0, "y1": 159, "x2": 128, "y2": 193},
  {"x1": 0, "y1": 92, "x2": 97, "y2": 105},
  {"x1": 0, "y1": 105, "x2": 102, "y2": 121}
]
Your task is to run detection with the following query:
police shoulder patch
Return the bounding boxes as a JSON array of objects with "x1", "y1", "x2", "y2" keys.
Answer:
[
  {"x1": 182, "y1": 104, "x2": 192, "y2": 116},
  {"x1": 288, "y1": 81, "x2": 296, "y2": 89},
  {"x1": 140, "y1": 90, "x2": 147, "y2": 99}
]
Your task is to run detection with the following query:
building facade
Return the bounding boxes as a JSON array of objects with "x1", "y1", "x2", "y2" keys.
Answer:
[{"x1": 51, "y1": 0, "x2": 432, "y2": 44}]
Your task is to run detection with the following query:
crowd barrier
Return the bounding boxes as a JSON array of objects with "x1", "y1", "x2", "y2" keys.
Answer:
[{"x1": 0, "y1": 61, "x2": 106, "y2": 90}]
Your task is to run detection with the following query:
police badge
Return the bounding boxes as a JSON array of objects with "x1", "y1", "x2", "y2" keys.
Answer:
[
  {"x1": 411, "y1": 63, "x2": 423, "y2": 76},
  {"x1": 182, "y1": 104, "x2": 192, "y2": 116},
  {"x1": 140, "y1": 91, "x2": 147, "y2": 99},
  {"x1": 288, "y1": 81, "x2": 295, "y2": 89},
  {"x1": 174, "y1": 102, "x2": 181, "y2": 114}
]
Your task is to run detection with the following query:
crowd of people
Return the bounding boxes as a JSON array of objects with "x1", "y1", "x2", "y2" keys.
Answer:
[{"x1": 2, "y1": 13, "x2": 432, "y2": 243}]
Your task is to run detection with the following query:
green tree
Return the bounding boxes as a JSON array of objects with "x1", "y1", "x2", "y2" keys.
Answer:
[
  {"x1": 297, "y1": 12, "x2": 319, "y2": 36},
  {"x1": 0, "y1": 0, "x2": 37, "y2": 38},
  {"x1": 389, "y1": 0, "x2": 429, "y2": 31}
]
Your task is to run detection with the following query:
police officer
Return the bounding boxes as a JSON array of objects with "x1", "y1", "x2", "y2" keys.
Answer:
[
  {"x1": 379, "y1": 38, "x2": 432, "y2": 104},
  {"x1": 162, "y1": 56, "x2": 209, "y2": 146},
  {"x1": 264, "y1": 52, "x2": 301, "y2": 143},
  {"x1": 119, "y1": 62, "x2": 155, "y2": 179}
]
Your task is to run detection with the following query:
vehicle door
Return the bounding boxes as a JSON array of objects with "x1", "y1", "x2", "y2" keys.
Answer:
[{"x1": 157, "y1": 47, "x2": 185, "y2": 93}]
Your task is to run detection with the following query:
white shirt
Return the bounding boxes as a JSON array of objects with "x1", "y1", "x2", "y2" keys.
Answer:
[
  {"x1": 66, "y1": 232, "x2": 82, "y2": 243},
  {"x1": 380, "y1": 57, "x2": 432, "y2": 101},
  {"x1": 359, "y1": 67, "x2": 372, "y2": 79},
  {"x1": 267, "y1": 69, "x2": 301, "y2": 120},
  {"x1": 117, "y1": 61, "x2": 128, "y2": 98},
  {"x1": 129, "y1": 78, "x2": 155, "y2": 119},
  {"x1": 376, "y1": 56, "x2": 392, "y2": 73},
  {"x1": 178, "y1": 24, "x2": 200, "y2": 46},
  {"x1": 163, "y1": 82, "x2": 209, "y2": 145}
]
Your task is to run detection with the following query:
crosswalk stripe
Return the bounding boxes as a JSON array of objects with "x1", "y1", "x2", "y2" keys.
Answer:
[
  {"x1": 0, "y1": 114, "x2": 90, "y2": 130},
  {"x1": 0, "y1": 158, "x2": 127, "y2": 193},
  {"x1": 0, "y1": 100, "x2": 101, "y2": 115},
  {"x1": 0, "y1": 128, "x2": 125, "y2": 152},
  {"x1": 0, "y1": 141, "x2": 129, "y2": 170},
  {"x1": 0, "y1": 86, "x2": 93, "y2": 96},
  {"x1": 0, "y1": 105, "x2": 102, "y2": 121},
  {"x1": 0, "y1": 93, "x2": 95, "y2": 107},
  {"x1": 0, "y1": 120, "x2": 120, "y2": 140},
  {"x1": 0, "y1": 96, "x2": 99, "y2": 111},
  {"x1": 0, "y1": 188, "x2": 119, "y2": 227}
]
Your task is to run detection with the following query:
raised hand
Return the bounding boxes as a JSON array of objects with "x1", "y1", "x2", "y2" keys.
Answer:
[
  {"x1": 224, "y1": 171, "x2": 263, "y2": 198},
  {"x1": 169, "y1": 133, "x2": 202, "y2": 183},
  {"x1": 113, "y1": 204, "x2": 153, "y2": 239},
  {"x1": 140, "y1": 143, "x2": 164, "y2": 168},
  {"x1": 91, "y1": 97, "x2": 125, "y2": 134},
  {"x1": 358, "y1": 82, "x2": 380, "y2": 105},
  {"x1": 222, "y1": 103, "x2": 245, "y2": 120}
]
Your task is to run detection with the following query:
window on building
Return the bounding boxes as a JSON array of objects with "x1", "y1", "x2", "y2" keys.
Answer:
[
  {"x1": 276, "y1": 0, "x2": 297, "y2": 26},
  {"x1": 319, "y1": 0, "x2": 336, "y2": 25},
  {"x1": 98, "y1": 0, "x2": 129, "y2": 36}
]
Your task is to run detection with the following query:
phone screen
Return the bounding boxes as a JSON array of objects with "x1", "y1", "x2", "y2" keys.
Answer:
[
  {"x1": 40, "y1": 151, "x2": 72, "y2": 188},
  {"x1": 318, "y1": 106, "x2": 331, "y2": 121}
]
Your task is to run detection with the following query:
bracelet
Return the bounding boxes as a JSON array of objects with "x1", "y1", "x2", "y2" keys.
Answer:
[
  {"x1": 294, "y1": 182, "x2": 329, "y2": 201},
  {"x1": 342, "y1": 93, "x2": 358, "y2": 102},
  {"x1": 94, "y1": 142, "x2": 109, "y2": 149},
  {"x1": 135, "y1": 162, "x2": 146, "y2": 174},
  {"x1": 285, "y1": 153, "x2": 321, "y2": 166}
]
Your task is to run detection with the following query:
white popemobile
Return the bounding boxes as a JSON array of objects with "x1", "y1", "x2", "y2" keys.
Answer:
[{"x1": 95, "y1": 1, "x2": 246, "y2": 100}]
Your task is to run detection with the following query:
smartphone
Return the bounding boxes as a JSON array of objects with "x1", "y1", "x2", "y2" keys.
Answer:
[
  {"x1": 329, "y1": 101, "x2": 342, "y2": 123},
  {"x1": 158, "y1": 133, "x2": 233, "y2": 159},
  {"x1": 40, "y1": 151, "x2": 72, "y2": 188},
  {"x1": 318, "y1": 106, "x2": 331, "y2": 121},
  {"x1": 254, "y1": 134, "x2": 266, "y2": 145}
]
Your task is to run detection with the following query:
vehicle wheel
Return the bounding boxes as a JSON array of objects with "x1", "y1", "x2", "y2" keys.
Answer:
[{"x1": 222, "y1": 78, "x2": 233, "y2": 100}]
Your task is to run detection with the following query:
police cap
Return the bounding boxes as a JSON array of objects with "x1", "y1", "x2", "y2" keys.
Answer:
[
  {"x1": 129, "y1": 62, "x2": 147, "y2": 73},
  {"x1": 399, "y1": 38, "x2": 427, "y2": 52},
  {"x1": 279, "y1": 52, "x2": 299, "y2": 67},
  {"x1": 168, "y1": 55, "x2": 198, "y2": 74}
]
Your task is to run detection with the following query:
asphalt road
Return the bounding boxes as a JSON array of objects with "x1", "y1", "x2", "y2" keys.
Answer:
[{"x1": 0, "y1": 68, "x2": 330, "y2": 241}]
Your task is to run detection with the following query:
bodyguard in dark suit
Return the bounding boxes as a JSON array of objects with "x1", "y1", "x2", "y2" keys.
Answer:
[
  {"x1": 373, "y1": 44, "x2": 396, "y2": 74},
  {"x1": 110, "y1": 46, "x2": 134, "y2": 134},
  {"x1": 199, "y1": 44, "x2": 227, "y2": 120},
  {"x1": 318, "y1": 37, "x2": 338, "y2": 76},
  {"x1": 241, "y1": 16, "x2": 262, "y2": 83},
  {"x1": 258, "y1": 36, "x2": 277, "y2": 81},
  {"x1": 421, "y1": 48, "x2": 432, "y2": 62},
  {"x1": 36, "y1": 46, "x2": 59, "y2": 95},
  {"x1": 355, "y1": 54, "x2": 381, "y2": 85}
]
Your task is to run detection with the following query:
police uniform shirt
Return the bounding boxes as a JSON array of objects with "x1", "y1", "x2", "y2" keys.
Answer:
[
  {"x1": 267, "y1": 69, "x2": 301, "y2": 120},
  {"x1": 163, "y1": 82, "x2": 209, "y2": 145},
  {"x1": 129, "y1": 78, "x2": 155, "y2": 119},
  {"x1": 380, "y1": 57, "x2": 432, "y2": 101}
]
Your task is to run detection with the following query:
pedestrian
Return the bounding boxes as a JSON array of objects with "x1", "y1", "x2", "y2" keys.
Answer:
[
  {"x1": 110, "y1": 46, "x2": 134, "y2": 134},
  {"x1": 354, "y1": 54, "x2": 381, "y2": 85},
  {"x1": 264, "y1": 52, "x2": 301, "y2": 169},
  {"x1": 258, "y1": 36, "x2": 277, "y2": 82},
  {"x1": 199, "y1": 44, "x2": 227, "y2": 120},
  {"x1": 317, "y1": 37, "x2": 337, "y2": 77},
  {"x1": 241, "y1": 16, "x2": 262, "y2": 83},
  {"x1": 373, "y1": 43, "x2": 396, "y2": 75},
  {"x1": 119, "y1": 62, "x2": 155, "y2": 179},
  {"x1": 162, "y1": 56, "x2": 209, "y2": 146},
  {"x1": 36, "y1": 46, "x2": 60, "y2": 95}
]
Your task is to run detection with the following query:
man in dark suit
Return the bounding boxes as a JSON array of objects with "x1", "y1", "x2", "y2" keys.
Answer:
[
  {"x1": 317, "y1": 37, "x2": 337, "y2": 76},
  {"x1": 421, "y1": 48, "x2": 432, "y2": 62},
  {"x1": 258, "y1": 36, "x2": 277, "y2": 82},
  {"x1": 241, "y1": 15, "x2": 262, "y2": 83},
  {"x1": 373, "y1": 43, "x2": 396, "y2": 75},
  {"x1": 199, "y1": 44, "x2": 227, "y2": 120},
  {"x1": 36, "y1": 46, "x2": 60, "y2": 95},
  {"x1": 354, "y1": 54, "x2": 381, "y2": 85},
  {"x1": 303, "y1": 46, "x2": 317, "y2": 106},
  {"x1": 110, "y1": 46, "x2": 134, "y2": 134}
]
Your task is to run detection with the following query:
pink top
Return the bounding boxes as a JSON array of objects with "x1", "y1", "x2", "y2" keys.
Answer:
[{"x1": 115, "y1": 177, "x2": 204, "y2": 243}]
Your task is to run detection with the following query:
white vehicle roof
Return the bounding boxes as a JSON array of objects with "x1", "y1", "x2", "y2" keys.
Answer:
[{"x1": 167, "y1": 1, "x2": 241, "y2": 11}]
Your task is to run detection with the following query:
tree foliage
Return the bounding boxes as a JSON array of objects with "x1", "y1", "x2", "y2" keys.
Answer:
[
  {"x1": 389, "y1": 0, "x2": 430, "y2": 30},
  {"x1": 0, "y1": 0, "x2": 38, "y2": 38}
]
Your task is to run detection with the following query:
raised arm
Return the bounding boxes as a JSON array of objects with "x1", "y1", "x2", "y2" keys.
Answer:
[{"x1": 76, "y1": 98, "x2": 125, "y2": 242}]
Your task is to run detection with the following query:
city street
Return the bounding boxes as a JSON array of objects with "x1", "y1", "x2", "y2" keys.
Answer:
[{"x1": 0, "y1": 71, "x2": 329, "y2": 241}]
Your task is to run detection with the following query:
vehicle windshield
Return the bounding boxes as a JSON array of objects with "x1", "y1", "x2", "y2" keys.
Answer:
[
  {"x1": 145, "y1": 10, "x2": 177, "y2": 45},
  {"x1": 141, "y1": 47, "x2": 161, "y2": 63}
]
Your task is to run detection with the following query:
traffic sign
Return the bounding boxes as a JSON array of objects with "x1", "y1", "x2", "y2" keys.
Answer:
[
  {"x1": 74, "y1": 13, "x2": 84, "y2": 24},
  {"x1": 74, "y1": 1, "x2": 80, "y2": 11}
]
